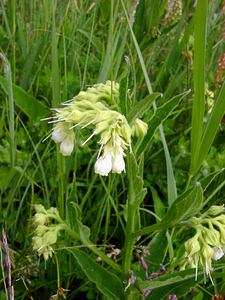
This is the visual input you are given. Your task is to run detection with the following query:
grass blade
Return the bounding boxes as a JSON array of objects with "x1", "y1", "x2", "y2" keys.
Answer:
[{"x1": 190, "y1": 0, "x2": 208, "y2": 175}]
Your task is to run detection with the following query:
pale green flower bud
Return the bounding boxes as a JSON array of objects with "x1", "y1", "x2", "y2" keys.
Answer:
[
  {"x1": 32, "y1": 236, "x2": 43, "y2": 250},
  {"x1": 131, "y1": 118, "x2": 148, "y2": 138},
  {"x1": 207, "y1": 205, "x2": 225, "y2": 216},
  {"x1": 33, "y1": 213, "x2": 48, "y2": 225},
  {"x1": 121, "y1": 123, "x2": 132, "y2": 143},
  {"x1": 43, "y1": 246, "x2": 54, "y2": 261},
  {"x1": 211, "y1": 219, "x2": 225, "y2": 244},
  {"x1": 47, "y1": 207, "x2": 61, "y2": 219},
  {"x1": 35, "y1": 225, "x2": 48, "y2": 236},
  {"x1": 200, "y1": 244, "x2": 214, "y2": 275},
  {"x1": 185, "y1": 235, "x2": 200, "y2": 257},
  {"x1": 202, "y1": 227, "x2": 221, "y2": 248},
  {"x1": 43, "y1": 228, "x2": 59, "y2": 245},
  {"x1": 34, "y1": 204, "x2": 47, "y2": 214}
]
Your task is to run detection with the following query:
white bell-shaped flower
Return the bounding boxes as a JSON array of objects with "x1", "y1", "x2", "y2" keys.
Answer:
[
  {"x1": 212, "y1": 247, "x2": 224, "y2": 260},
  {"x1": 52, "y1": 124, "x2": 67, "y2": 143},
  {"x1": 94, "y1": 153, "x2": 112, "y2": 176},
  {"x1": 59, "y1": 131, "x2": 75, "y2": 156},
  {"x1": 112, "y1": 150, "x2": 125, "y2": 174}
]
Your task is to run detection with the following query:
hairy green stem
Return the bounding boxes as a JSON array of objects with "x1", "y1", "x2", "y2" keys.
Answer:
[
  {"x1": 122, "y1": 156, "x2": 137, "y2": 276},
  {"x1": 123, "y1": 204, "x2": 136, "y2": 275}
]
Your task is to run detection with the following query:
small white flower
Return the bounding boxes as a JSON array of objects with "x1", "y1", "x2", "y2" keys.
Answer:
[
  {"x1": 60, "y1": 132, "x2": 75, "y2": 156},
  {"x1": 94, "y1": 153, "x2": 112, "y2": 176},
  {"x1": 52, "y1": 125, "x2": 67, "y2": 143},
  {"x1": 212, "y1": 247, "x2": 224, "y2": 260},
  {"x1": 112, "y1": 151, "x2": 125, "y2": 174}
]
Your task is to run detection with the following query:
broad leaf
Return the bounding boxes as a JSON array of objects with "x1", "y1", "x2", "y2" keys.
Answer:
[
  {"x1": 0, "y1": 76, "x2": 49, "y2": 122},
  {"x1": 70, "y1": 249, "x2": 125, "y2": 300},
  {"x1": 142, "y1": 269, "x2": 203, "y2": 300},
  {"x1": 162, "y1": 182, "x2": 203, "y2": 226},
  {"x1": 146, "y1": 232, "x2": 167, "y2": 273},
  {"x1": 127, "y1": 93, "x2": 161, "y2": 122},
  {"x1": 127, "y1": 153, "x2": 147, "y2": 207},
  {"x1": 139, "y1": 269, "x2": 203, "y2": 291},
  {"x1": 136, "y1": 90, "x2": 190, "y2": 157}
]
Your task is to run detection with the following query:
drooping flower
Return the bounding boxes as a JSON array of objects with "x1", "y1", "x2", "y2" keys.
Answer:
[
  {"x1": 212, "y1": 247, "x2": 224, "y2": 261},
  {"x1": 46, "y1": 81, "x2": 148, "y2": 175},
  {"x1": 94, "y1": 153, "x2": 113, "y2": 176},
  {"x1": 180, "y1": 206, "x2": 225, "y2": 281},
  {"x1": 32, "y1": 205, "x2": 64, "y2": 261},
  {"x1": 51, "y1": 123, "x2": 75, "y2": 156},
  {"x1": 112, "y1": 150, "x2": 126, "y2": 174},
  {"x1": 59, "y1": 131, "x2": 75, "y2": 156}
]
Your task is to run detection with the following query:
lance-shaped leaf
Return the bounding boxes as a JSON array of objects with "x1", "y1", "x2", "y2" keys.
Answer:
[
  {"x1": 70, "y1": 249, "x2": 125, "y2": 300},
  {"x1": 0, "y1": 76, "x2": 49, "y2": 122},
  {"x1": 136, "y1": 90, "x2": 190, "y2": 157}
]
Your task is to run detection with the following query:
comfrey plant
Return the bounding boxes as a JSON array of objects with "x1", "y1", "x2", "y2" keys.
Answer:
[
  {"x1": 178, "y1": 205, "x2": 225, "y2": 282},
  {"x1": 46, "y1": 81, "x2": 147, "y2": 176},
  {"x1": 32, "y1": 205, "x2": 65, "y2": 260}
]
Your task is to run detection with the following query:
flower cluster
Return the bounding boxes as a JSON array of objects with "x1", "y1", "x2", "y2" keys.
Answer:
[
  {"x1": 179, "y1": 205, "x2": 225, "y2": 281},
  {"x1": 46, "y1": 81, "x2": 148, "y2": 176},
  {"x1": 32, "y1": 205, "x2": 64, "y2": 260}
]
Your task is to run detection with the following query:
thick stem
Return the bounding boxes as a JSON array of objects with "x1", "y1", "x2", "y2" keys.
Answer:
[
  {"x1": 122, "y1": 155, "x2": 138, "y2": 276},
  {"x1": 123, "y1": 203, "x2": 136, "y2": 275}
]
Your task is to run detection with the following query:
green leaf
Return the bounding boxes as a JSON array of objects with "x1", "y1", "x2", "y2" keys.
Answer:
[
  {"x1": 197, "y1": 80, "x2": 225, "y2": 173},
  {"x1": 162, "y1": 182, "x2": 203, "y2": 226},
  {"x1": 150, "y1": 186, "x2": 165, "y2": 221},
  {"x1": 136, "y1": 90, "x2": 190, "y2": 157},
  {"x1": 142, "y1": 269, "x2": 203, "y2": 300},
  {"x1": 0, "y1": 76, "x2": 49, "y2": 122},
  {"x1": 146, "y1": 232, "x2": 167, "y2": 273},
  {"x1": 70, "y1": 202, "x2": 90, "y2": 242},
  {"x1": 139, "y1": 269, "x2": 203, "y2": 291},
  {"x1": 70, "y1": 249, "x2": 125, "y2": 300},
  {"x1": 0, "y1": 166, "x2": 21, "y2": 191},
  {"x1": 127, "y1": 93, "x2": 161, "y2": 122},
  {"x1": 128, "y1": 153, "x2": 147, "y2": 207},
  {"x1": 190, "y1": 0, "x2": 208, "y2": 174}
]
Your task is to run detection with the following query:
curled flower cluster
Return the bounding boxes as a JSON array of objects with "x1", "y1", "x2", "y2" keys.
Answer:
[
  {"x1": 46, "y1": 81, "x2": 148, "y2": 176},
  {"x1": 179, "y1": 205, "x2": 225, "y2": 281},
  {"x1": 32, "y1": 205, "x2": 64, "y2": 260}
]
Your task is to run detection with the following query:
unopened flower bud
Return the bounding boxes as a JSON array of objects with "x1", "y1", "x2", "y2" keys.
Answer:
[
  {"x1": 185, "y1": 235, "x2": 200, "y2": 257},
  {"x1": 143, "y1": 289, "x2": 152, "y2": 297},
  {"x1": 43, "y1": 228, "x2": 58, "y2": 245},
  {"x1": 202, "y1": 227, "x2": 220, "y2": 248},
  {"x1": 34, "y1": 204, "x2": 47, "y2": 214},
  {"x1": 139, "y1": 256, "x2": 148, "y2": 272},
  {"x1": 207, "y1": 205, "x2": 225, "y2": 216},
  {"x1": 131, "y1": 118, "x2": 148, "y2": 138},
  {"x1": 41, "y1": 245, "x2": 54, "y2": 261},
  {"x1": 34, "y1": 213, "x2": 48, "y2": 225}
]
